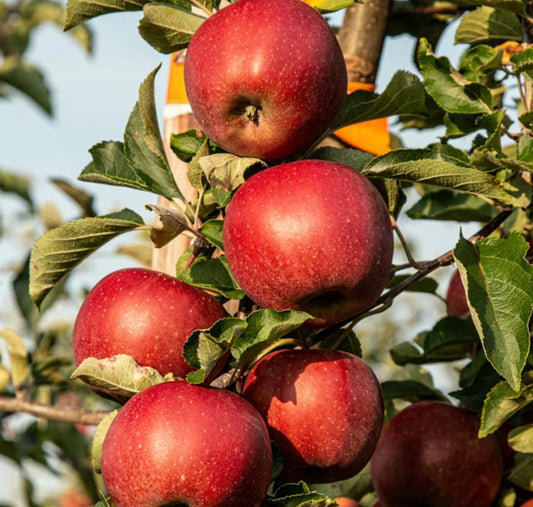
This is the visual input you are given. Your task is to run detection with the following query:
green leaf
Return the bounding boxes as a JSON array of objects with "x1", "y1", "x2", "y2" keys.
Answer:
[
  {"x1": 183, "y1": 317, "x2": 245, "y2": 384},
  {"x1": 387, "y1": 274, "x2": 439, "y2": 293},
  {"x1": 71, "y1": 354, "x2": 168, "y2": 399},
  {"x1": 0, "y1": 57, "x2": 51, "y2": 115},
  {"x1": 178, "y1": 256, "x2": 245, "y2": 299},
  {"x1": 480, "y1": 381, "x2": 533, "y2": 436},
  {"x1": 52, "y1": 178, "x2": 96, "y2": 217},
  {"x1": 80, "y1": 67, "x2": 183, "y2": 200},
  {"x1": 305, "y1": 0, "x2": 354, "y2": 13},
  {"x1": 199, "y1": 153, "x2": 267, "y2": 191},
  {"x1": 170, "y1": 129, "x2": 207, "y2": 163},
  {"x1": 64, "y1": 0, "x2": 148, "y2": 30},
  {"x1": 0, "y1": 169, "x2": 32, "y2": 208},
  {"x1": 200, "y1": 219, "x2": 224, "y2": 249},
  {"x1": 508, "y1": 453, "x2": 533, "y2": 491},
  {"x1": 139, "y1": 3, "x2": 205, "y2": 53},
  {"x1": 231, "y1": 309, "x2": 311, "y2": 365},
  {"x1": 406, "y1": 189, "x2": 498, "y2": 222},
  {"x1": 268, "y1": 482, "x2": 337, "y2": 506},
  {"x1": 91, "y1": 410, "x2": 118, "y2": 474},
  {"x1": 508, "y1": 424, "x2": 533, "y2": 453},
  {"x1": 361, "y1": 148, "x2": 514, "y2": 205},
  {"x1": 461, "y1": 0, "x2": 526, "y2": 15},
  {"x1": 330, "y1": 70, "x2": 426, "y2": 131},
  {"x1": 417, "y1": 38, "x2": 492, "y2": 115},
  {"x1": 29, "y1": 209, "x2": 144, "y2": 308},
  {"x1": 146, "y1": 203, "x2": 190, "y2": 248},
  {"x1": 455, "y1": 7, "x2": 521, "y2": 44},
  {"x1": 454, "y1": 233, "x2": 533, "y2": 391},
  {"x1": 390, "y1": 317, "x2": 479, "y2": 365},
  {"x1": 0, "y1": 328, "x2": 29, "y2": 388},
  {"x1": 381, "y1": 379, "x2": 448, "y2": 402}
]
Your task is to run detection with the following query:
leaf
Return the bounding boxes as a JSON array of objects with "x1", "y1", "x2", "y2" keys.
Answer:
[
  {"x1": 0, "y1": 57, "x2": 51, "y2": 115},
  {"x1": 139, "y1": 3, "x2": 205, "y2": 53},
  {"x1": 146, "y1": 203, "x2": 190, "y2": 248},
  {"x1": 461, "y1": 0, "x2": 526, "y2": 15},
  {"x1": 361, "y1": 148, "x2": 514, "y2": 205},
  {"x1": 330, "y1": 70, "x2": 426, "y2": 131},
  {"x1": 390, "y1": 317, "x2": 479, "y2": 365},
  {"x1": 387, "y1": 274, "x2": 439, "y2": 294},
  {"x1": 455, "y1": 7, "x2": 521, "y2": 44},
  {"x1": 80, "y1": 67, "x2": 183, "y2": 201},
  {"x1": 0, "y1": 169, "x2": 32, "y2": 208},
  {"x1": 231, "y1": 309, "x2": 311, "y2": 366},
  {"x1": 406, "y1": 189, "x2": 498, "y2": 222},
  {"x1": 508, "y1": 453, "x2": 533, "y2": 491},
  {"x1": 183, "y1": 317, "x2": 245, "y2": 384},
  {"x1": 200, "y1": 219, "x2": 224, "y2": 249},
  {"x1": 52, "y1": 178, "x2": 96, "y2": 217},
  {"x1": 508, "y1": 424, "x2": 533, "y2": 453},
  {"x1": 0, "y1": 328, "x2": 29, "y2": 388},
  {"x1": 268, "y1": 482, "x2": 337, "y2": 506},
  {"x1": 71, "y1": 355, "x2": 168, "y2": 399},
  {"x1": 29, "y1": 209, "x2": 144, "y2": 308},
  {"x1": 454, "y1": 233, "x2": 533, "y2": 391},
  {"x1": 91, "y1": 410, "x2": 118, "y2": 474},
  {"x1": 170, "y1": 129, "x2": 207, "y2": 163},
  {"x1": 417, "y1": 38, "x2": 492, "y2": 115},
  {"x1": 199, "y1": 153, "x2": 266, "y2": 191},
  {"x1": 303, "y1": 0, "x2": 353, "y2": 12},
  {"x1": 178, "y1": 256, "x2": 246, "y2": 299},
  {"x1": 64, "y1": 0, "x2": 148, "y2": 30},
  {"x1": 381, "y1": 379, "x2": 448, "y2": 402},
  {"x1": 480, "y1": 381, "x2": 533, "y2": 436}
]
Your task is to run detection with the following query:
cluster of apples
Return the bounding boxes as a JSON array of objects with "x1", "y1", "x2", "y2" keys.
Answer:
[{"x1": 69, "y1": 0, "x2": 516, "y2": 505}]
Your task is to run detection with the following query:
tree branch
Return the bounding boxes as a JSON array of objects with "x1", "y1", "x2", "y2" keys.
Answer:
[{"x1": 0, "y1": 396, "x2": 110, "y2": 425}]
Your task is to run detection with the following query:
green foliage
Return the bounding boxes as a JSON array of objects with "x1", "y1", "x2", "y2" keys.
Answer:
[{"x1": 2, "y1": 0, "x2": 533, "y2": 503}]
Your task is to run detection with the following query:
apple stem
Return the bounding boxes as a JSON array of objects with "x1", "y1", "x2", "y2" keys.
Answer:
[{"x1": 245, "y1": 104, "x2": 262, "y2": 126}]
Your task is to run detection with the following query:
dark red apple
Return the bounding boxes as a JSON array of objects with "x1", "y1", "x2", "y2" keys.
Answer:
[
  {"x1": 223, "y1": 160, "x2": 393, "y2": 328},
  {"x1": 184, "y1": 0, "x2": 347, "y2": 161},
  {"x1": 370, "y1": 401, "x2": 503, "y2": 507},
  {"x1": 241, "y1": 348, "x2": 384, "y2": 484},
  {"x1": 73, "y1": 267, "x2": 227, "y2": 379},
  {"x1": 445, "y1": 268, "x2": 470, "y2": 318},
  {"x1": 101, "y1": 381, "x2": 273, "y2": 507}
]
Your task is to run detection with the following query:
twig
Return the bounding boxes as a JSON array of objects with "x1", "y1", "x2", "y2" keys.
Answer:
[{"x1": 0, "y1": 396, "x2": 110, "y2": 425}]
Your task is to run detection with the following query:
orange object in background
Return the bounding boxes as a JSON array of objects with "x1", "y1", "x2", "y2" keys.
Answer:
[
  {"x1": 165, "y1": 53, "x2": 390, "y2": 155},
  {"x1": 334, "y1": 81, "x2": 391, "y2": 156}
]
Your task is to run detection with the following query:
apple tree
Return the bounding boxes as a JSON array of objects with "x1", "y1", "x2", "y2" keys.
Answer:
[{"x1": 0, "y1": 0, "x2": 533, "y2": 504}]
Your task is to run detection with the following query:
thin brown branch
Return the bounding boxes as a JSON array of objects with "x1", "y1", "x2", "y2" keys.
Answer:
[{"x1": 0, "y1": 396, "x2": 110, "y2": 425}]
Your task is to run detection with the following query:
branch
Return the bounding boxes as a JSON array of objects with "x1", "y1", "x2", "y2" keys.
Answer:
[{"x1": 0, "y1": 396, "x2": 110, "y2": 425}]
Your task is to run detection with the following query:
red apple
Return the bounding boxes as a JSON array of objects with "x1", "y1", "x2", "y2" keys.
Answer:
[
  {"x1": 445, "y1": 268, "x2": 469, "y2": 318},
  {"x1": 520, "y1": 499, "x2": 533, "y2": 507},
  {"x1": 370, "y1": 401, "x2": 503, "y2": 507},
  {"x1": 101, "y1": 381, "x2": 273, "y2": 506},
  {"x1": 73, "y1": 268, "x2": 227, "y2": 379},
  {"x1": 241, "y1": 348, "x2": 384, "y2": 483},
  {"x1": 223, "y1": 160, "x2": 393, "y2": 328},
  {"x1": 184, "y1": 0, "x2": 347, "y2": 161}
]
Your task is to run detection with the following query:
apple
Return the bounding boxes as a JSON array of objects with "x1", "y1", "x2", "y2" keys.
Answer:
[
  {"x1": 183, "y1": 0, "x2": 347, "y2": 161},
  {"x1": 223, "y1": 160, "x2": 393, "y2": 328},
  {"x1": 520, "y1": 499, "x2": 533, "y2": 507},
  {"x1": 73, "y1": 267, "x2": 227, "y2": 380},
  {"x1": 445, "y1": 268, "x2": 470, "y2": 318},
  {"x1": 334, "y1": 497, "x2": 359, "y2": 507},
  {"x1": 58, "y1": 489, "x2": 92, "y2": 507},
  {"x1": 241, "y1": 348, "x2": 384, "y2": 483},
  {"x1": 101, "y1": 380, "x2": 273, "y2": 507},
  {"x1": 370, "y1": 401, "x2": 504, "y2": 507}
]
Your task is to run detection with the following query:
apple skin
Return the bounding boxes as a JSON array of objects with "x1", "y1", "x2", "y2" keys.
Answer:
[
  {"x1": 445, "y1": 268, "x2": 470, "y2": 318},
  {"x1": 73, "y1": 268, "x2": 227, "y2": 379},
  {"x1": 184, "y1": 0, "x2": 347, "y2": 161},
  {"x1": 370, "y1": 401, "x2": 504, "y2": 507},
  {"x1": 520, "y1": 499, "x2": 533, "y2": 507},
  {"x1": 241, "y1": 348, "x2": 384, "y2": 484},
  {"x1": 223, "y1": 160, "x2": 393, "y2": 328},
  {"x1": 101, "y1": 381, "x2": 273, "y2": 507}
]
